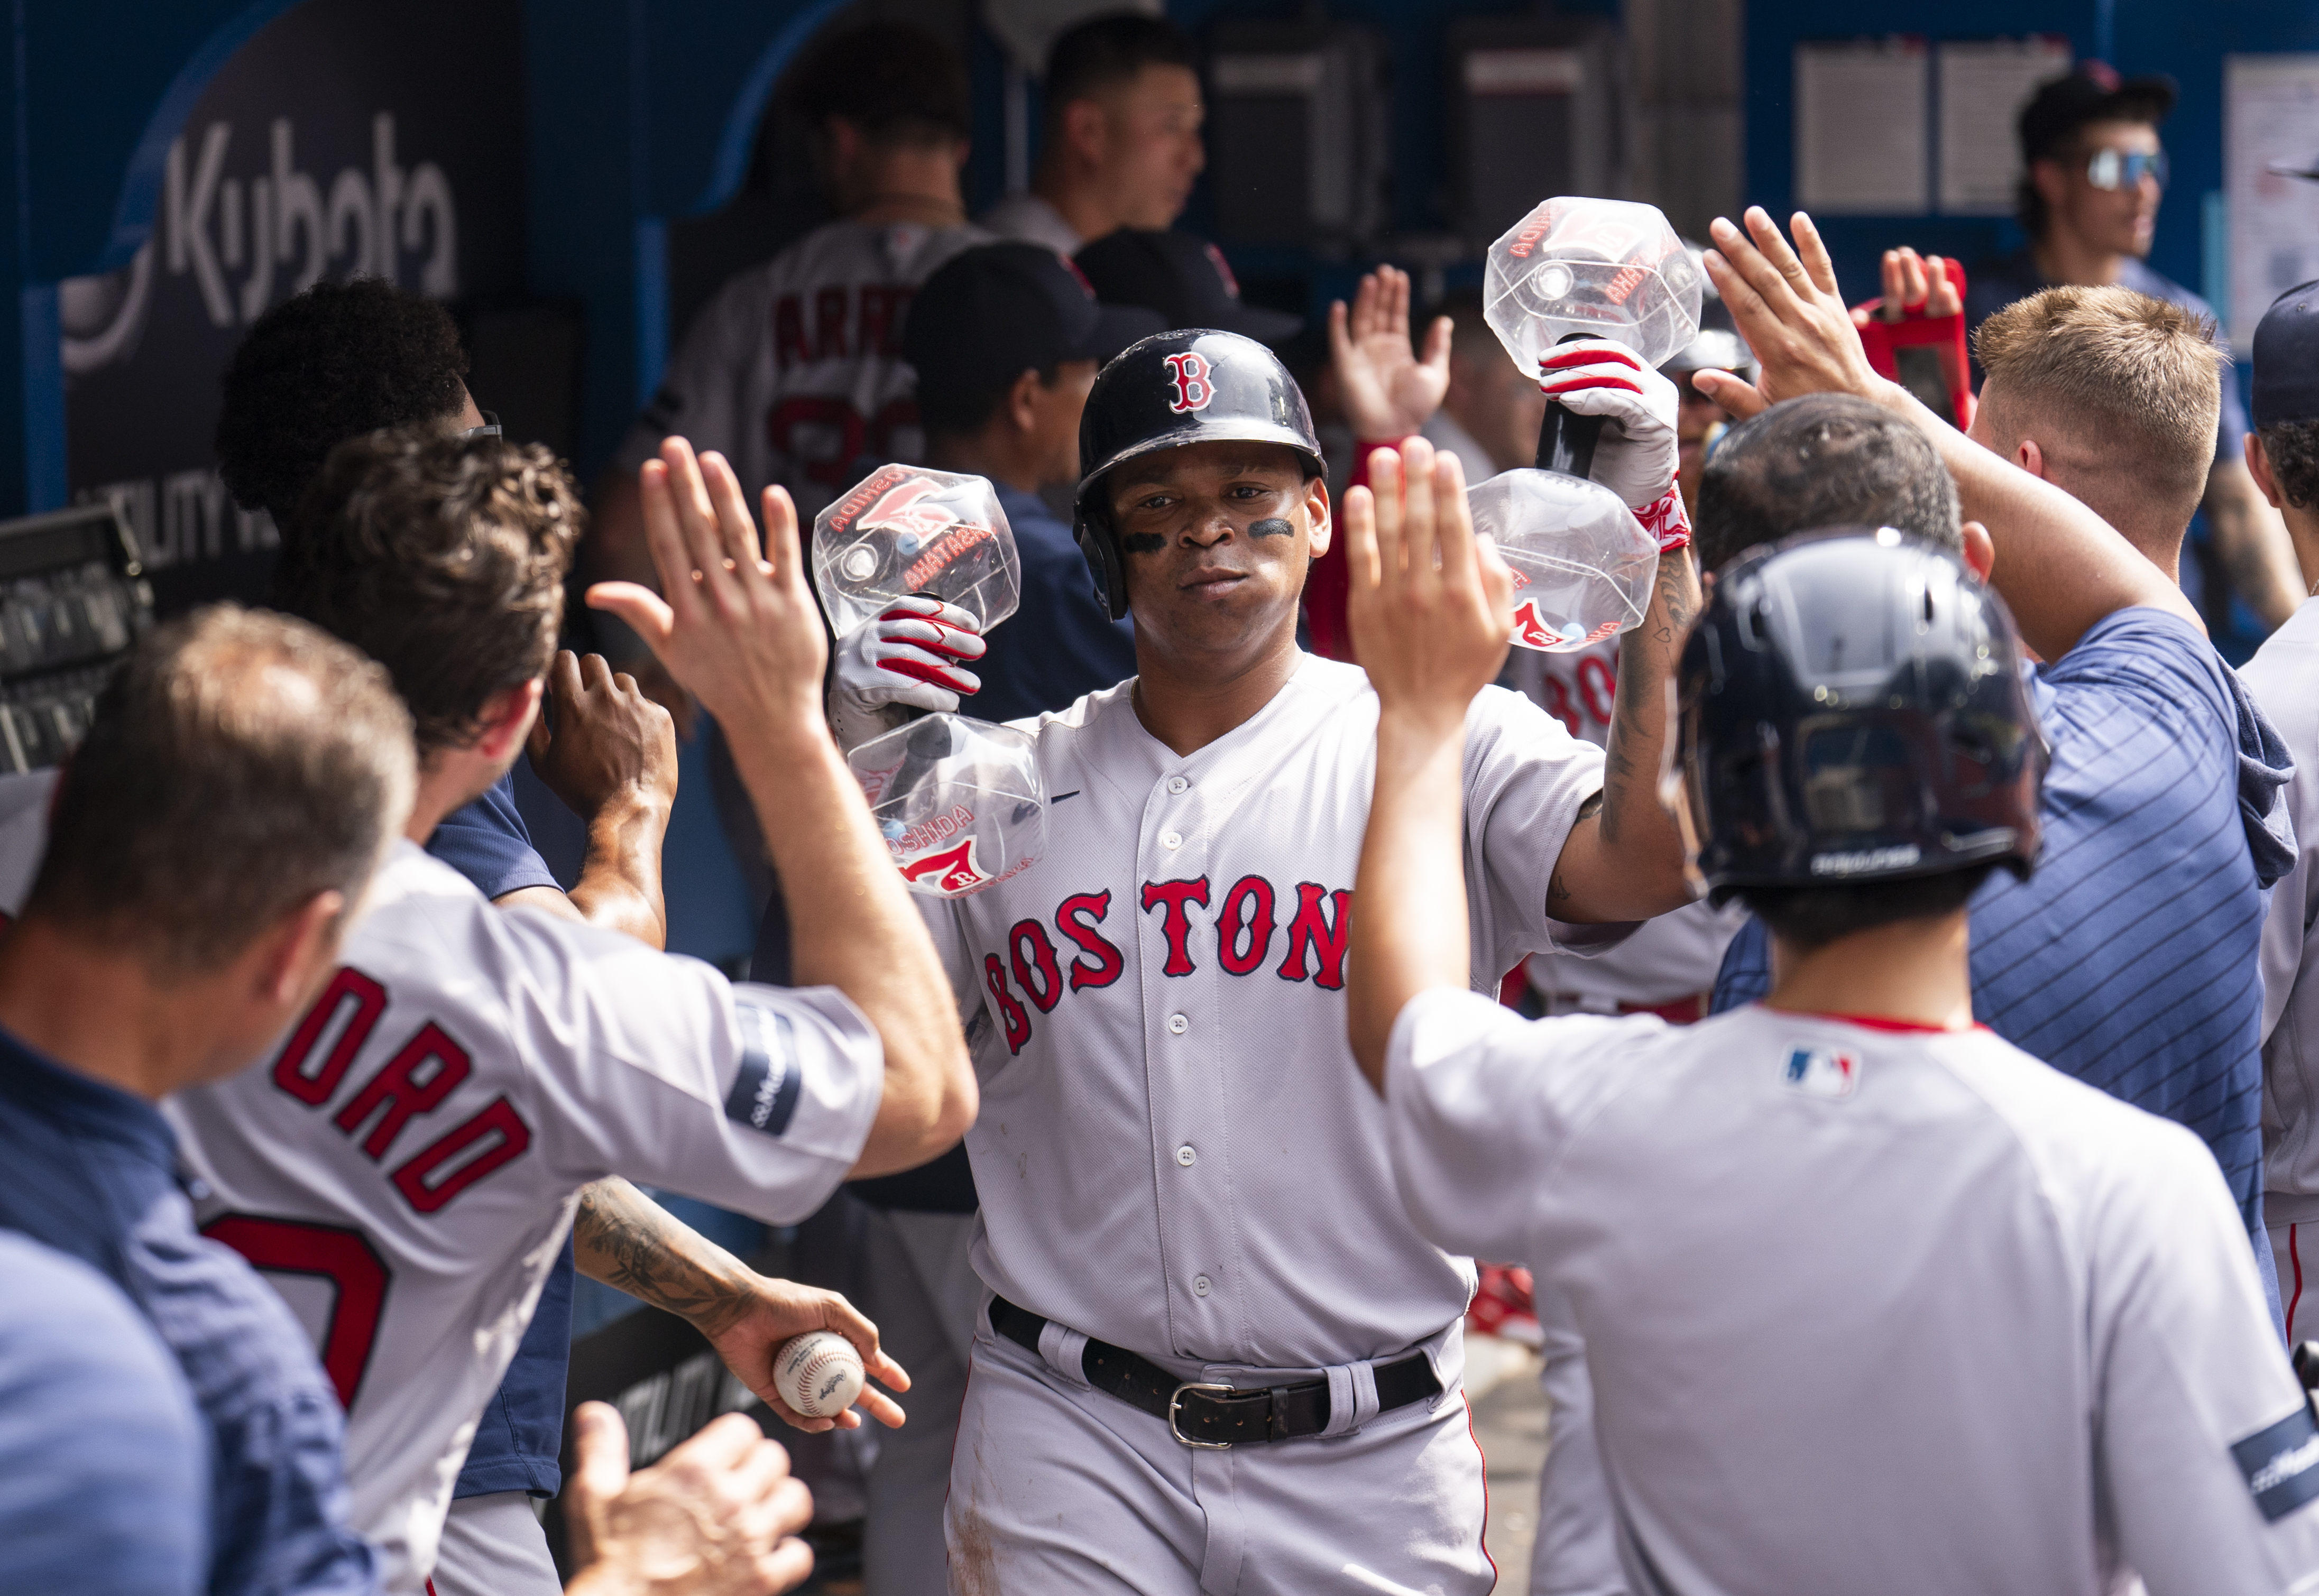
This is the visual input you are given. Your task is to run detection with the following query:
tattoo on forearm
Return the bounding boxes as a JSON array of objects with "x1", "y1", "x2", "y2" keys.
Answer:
[
  {"x1": 573, "y1": 1180, "x2": 748, "y2": 1334},
  {"x1": 1599, "y1": 552, "x2": 1699, "y2": 850}
]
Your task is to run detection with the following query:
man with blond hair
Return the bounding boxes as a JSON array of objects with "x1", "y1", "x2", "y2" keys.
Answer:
[
  {"x1": 1711, "y1": 237, "x2": 2297, "y2": 1326},
  {"x1": 1970, "y1": 283, "x2": 2223, "y2": 582}
]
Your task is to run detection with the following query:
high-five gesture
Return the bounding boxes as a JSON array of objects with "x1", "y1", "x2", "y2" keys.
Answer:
[
  {"x1": 587, "y1": 438, "x2": 828, "y2": 746},
  {"x1": 1330, "y1": 265, "x2": 1453, "y2": 443},
  {"x1": 1343, "y1": 437, "x2": 1514, "y2": 1087},
  {"x1": 592, "y1": 439, "x2": 977, "y2": 1183},
  {"x1": 1689, "y1": 208, "x2": 1889, "y2": 418},
  {"x1": 1694, "y1": 206, "x2": 2198, "y2": 658},
  {"x1": 1343, "y1": 437, "x2": 1513, "y2": 729}
]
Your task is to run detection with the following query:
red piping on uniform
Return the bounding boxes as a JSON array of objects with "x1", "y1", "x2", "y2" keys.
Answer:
[
  {"x1": 2292, "y1": 1225, "x2": 2305, "y2": 1341},
  {"x1": 1464, "y1": 1390, "x2": 1497, "y2": 1588},
  {"x1": 1762, "y1": 1006, "x2": 1985, "y2": 1035}
]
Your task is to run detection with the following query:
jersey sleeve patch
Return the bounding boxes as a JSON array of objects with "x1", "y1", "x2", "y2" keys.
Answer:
[
  {"x1": 2232, "y1": 1404, "x2": 2319, "y2": 1523},
  {"x1": 724, "y1": 1006, "x2": 804, "y2": 1139}
]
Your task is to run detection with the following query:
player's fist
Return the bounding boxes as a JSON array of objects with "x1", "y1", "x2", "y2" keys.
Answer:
[
  {"x1": 563, "y1": 1404, "x2": 813, "y2": 1596},
  {"x1": 528, "y1": 651, "x2": 680, "y2": 825},
  {"x1": 827, "y1": 597, "x2": 987, "y2": 754},
  {"x1": 1538, "y1": 340, "x2": 1680, "y2": 510}
]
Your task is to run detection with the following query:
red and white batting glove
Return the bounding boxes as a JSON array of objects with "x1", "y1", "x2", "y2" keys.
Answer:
[
  {"x1": 827, "y1": 595, "x2": 987, "y2": 753},
  {"x1": 1538, "y1": 339, "x2": 1681, "y2": 513}
]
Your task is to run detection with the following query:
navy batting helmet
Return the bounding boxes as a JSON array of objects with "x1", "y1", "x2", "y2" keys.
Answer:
[
  {"x1": 1674, "y1": 528, "x2": 2044, "y2": 898},
  {"x1": 1072, "y1": 328, "x2": 1326, "y2": 619}
]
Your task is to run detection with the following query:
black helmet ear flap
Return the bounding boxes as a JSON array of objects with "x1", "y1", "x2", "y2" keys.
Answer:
[{"x1": 1074, "y1": 505, "x2": 1129, "y2": 621}]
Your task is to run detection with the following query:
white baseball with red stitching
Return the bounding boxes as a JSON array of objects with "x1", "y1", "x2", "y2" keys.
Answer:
[{"x1": 774, "y1": 1330, "x2": 867, "y2": 1418}]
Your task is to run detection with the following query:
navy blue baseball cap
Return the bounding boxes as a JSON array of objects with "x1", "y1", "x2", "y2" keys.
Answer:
[
  {"x1": 1074, "y1": 230, "x2": 1303, "y2": 344},
  {"x1": 2253, "y1": 279, "x2": 2319, "y2": 428},
  {"x1": 904, "y1": 242, "x2": 1163, "y2": 396}
]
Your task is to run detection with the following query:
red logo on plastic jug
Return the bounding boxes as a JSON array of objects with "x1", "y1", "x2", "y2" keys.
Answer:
[
  {"x1": 1164, "y1": 352, "x2": 1214, "y2": 414},
  {"x1": 899, "y1": 837, "x2": 991, "y2": 896}
]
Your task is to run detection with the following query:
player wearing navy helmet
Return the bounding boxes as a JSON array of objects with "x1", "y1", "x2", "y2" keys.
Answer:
[
  {"x1": 813, "y1": 321, "x2": 1703, "y2": 1593},
  {"x1": 1348, "y1": 484, "x2": 2319, "y2": 1591}
]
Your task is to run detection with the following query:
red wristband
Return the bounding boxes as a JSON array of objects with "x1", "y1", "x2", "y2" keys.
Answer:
[{"x1": 1635, "y1": 487, "x2": 1690, "y2": 553}]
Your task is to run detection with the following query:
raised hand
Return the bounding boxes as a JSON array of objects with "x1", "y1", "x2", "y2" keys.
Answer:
[
  {"x1": 1330, "y1": 265, "x2": 1453, "y2": 443},
  {"x1": 1342, "y1": 436, "x2": 1514, "y2": 731},
  {"x1": 1692, "y1": 208, "x2": 1891, "y2": 420},
  {"x1": 1856, "y1": 246, "x2": 1963, "y2": 324},
  {"x1": 586, "y1": 438, "x2": 829, "y2": 749}
]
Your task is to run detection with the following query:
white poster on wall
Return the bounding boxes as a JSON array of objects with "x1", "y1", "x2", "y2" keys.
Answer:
[
  {"x1": 1937, "y1": 37, "x2": 2071, "y2": 215},
  {"x1": 2226, "y1": 54, "x2": 2319, "y2": 348},
  {"x1": 1796, "y1": 38, "x2": 1929, "y2": 214}
]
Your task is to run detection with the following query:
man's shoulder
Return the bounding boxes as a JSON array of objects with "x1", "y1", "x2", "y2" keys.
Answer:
[{"x1": 2044, "y1": 605, "x2": 2233, "y2": 727}]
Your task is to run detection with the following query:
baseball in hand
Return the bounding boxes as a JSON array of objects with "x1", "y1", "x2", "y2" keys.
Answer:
[{"x1": 774, "y1": 1331, "x2": 867, "y2": 1419}]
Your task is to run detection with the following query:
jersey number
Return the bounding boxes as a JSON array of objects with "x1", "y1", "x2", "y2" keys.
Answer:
[
  {"x1": 766, "y1": 396, "x2": 921, "y2": 493},
  {"x1": 1541, "y1": 653, "x2": 1617, "y2": 739},
  {"x1": 201, "y1": 1214, "x2": 390, "y2": 1410}
]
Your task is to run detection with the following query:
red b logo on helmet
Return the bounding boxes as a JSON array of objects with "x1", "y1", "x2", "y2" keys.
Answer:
[{"x1": 1164, "y1": 352, "x2": 1213, "y2": 414}]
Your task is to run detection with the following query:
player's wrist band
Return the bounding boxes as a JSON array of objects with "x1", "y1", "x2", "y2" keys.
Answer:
[
  {"x1": 1635, "y1": 486, "x2": 1691, "y2": 552},
  {"x1": 988, "y1": 1294, "x2": 1440, "y2": 1447}
]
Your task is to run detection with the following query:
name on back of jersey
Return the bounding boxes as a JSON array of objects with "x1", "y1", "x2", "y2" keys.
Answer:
[
  {"x1": 978, "y1": 873, "x2": 1354, "y2": 1055},
  {"x1": 266, "y1": 964, "x2": 535, "y2": 1214}
]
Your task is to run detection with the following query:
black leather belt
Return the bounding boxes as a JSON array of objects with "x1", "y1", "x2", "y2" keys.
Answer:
[{"x1": 989, "y1": 1295, "x2": 1440, "y2": 1448}]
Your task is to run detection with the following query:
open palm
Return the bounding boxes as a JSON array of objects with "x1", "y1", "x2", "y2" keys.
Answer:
[{"x1": 1330, "y1": 265, "x2": 1452, "y2": 443}]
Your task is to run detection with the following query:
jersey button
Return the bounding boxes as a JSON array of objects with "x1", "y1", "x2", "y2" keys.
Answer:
[
  {"x1": 1176, "y1": 1144, "x2": 1197, "y2": 1166},
  {"x1": 1166, "y1": 776, "x2": 1189, "y2": 794},
  {"x1": 1161, "y1": 830, "x2": 1182, "y2": 850},
  {"x1": 1193, "y1": 1275, "x2": 1212, "y2": 1297},
  {"x1": 1167, "y1": 1013, "x2": 1189, "y2": 1035}
]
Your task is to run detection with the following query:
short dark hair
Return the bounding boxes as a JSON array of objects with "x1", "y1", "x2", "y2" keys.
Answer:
[
  {"x1": 1696, "y1": 395, "x2": 1961, "y2": 574},
  {"x1": 27, "y1": 606, "x2": 413, "y2": 977},
  {"x1": 215, "y1": 278, "x2": 470, "y2": 528},
  {"x1": 282, "y1": 432, "x2": 581, "y2": 755},
  {"x1": 921, "y1": 364, "x2": 1065, "y2": 437},
  {"x1": 1047, "y1": 13, "x2": 1197, "y2": 113},
  {"x1": 1739, "y1": 865, "x2": 1995, "y2": 955},
  {"x1": 2260, "y1": 420, "x2": 2319, "y2": 511},
  {"x1": 793, "y1": 23, "x2": 970, "y2": 146}
]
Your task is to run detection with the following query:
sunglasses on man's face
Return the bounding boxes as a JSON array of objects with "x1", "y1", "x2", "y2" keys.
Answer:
[{"x1": 2085, "y1": 148, "x2": 2168, "y2": 192}]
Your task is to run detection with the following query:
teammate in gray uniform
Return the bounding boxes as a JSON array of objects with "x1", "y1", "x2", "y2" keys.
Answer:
[
  {"x1": 1342, "y1": 448, "x2": 2319, "y2": 1592},
  {"x1": 839, "y1": 327, "x2": 1697, "y2": 1593}
]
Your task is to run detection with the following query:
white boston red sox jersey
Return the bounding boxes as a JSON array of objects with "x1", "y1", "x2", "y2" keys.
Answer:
[
  {"x1": 923, "y1": 654, "x2": 1619, "y2": 1370},
  {"x1": 615, "y1": 217, "x2": 989, "y2": 524},
  {"x1": 1388, "y1": 993, "x2": 2319, "y2": 1593},
  {"x1": 1499, "y1": 639, "x2": 1743, "y2": 1009},
  {"x1": 159, "y1": 843, "x2": 882, "y2": 1593},
  {"x1": 2244, "y1": 598, "x2": 2319, "y2": 1224}
]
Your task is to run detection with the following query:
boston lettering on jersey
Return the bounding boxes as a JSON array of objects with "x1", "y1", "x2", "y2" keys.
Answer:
[
  {"x1": 266, "y1": 964, "x2": 533, "y2": 1214},
  {"x1": 979, "y1": 874, "x2": 1353, "y2": 1054}
]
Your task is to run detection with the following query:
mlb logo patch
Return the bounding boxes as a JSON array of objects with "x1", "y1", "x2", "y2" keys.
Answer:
[{"x1": 1782, "y1": 1045, "x2": 1859, "y2": 1100}]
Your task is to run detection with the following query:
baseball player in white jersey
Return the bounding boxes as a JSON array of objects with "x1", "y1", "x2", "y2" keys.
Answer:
[
  {"x1": 838, "y1": 327, "x2": 1698, "y2": 1593},
  {"x1": 592, "y1": 23, "x2": 989, "y2": 635},
  {"x1": 0, "y1": 433, "x2": 980, "y2": 1593},
  {"x1": 1340, "y1": 438, "x2": 2319, "y2": 1591}
]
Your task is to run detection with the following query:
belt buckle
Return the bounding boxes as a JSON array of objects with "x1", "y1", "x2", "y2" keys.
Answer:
[{"x1": 1167, "y1": 1381, "x2": 1237, "y2": 1449}]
